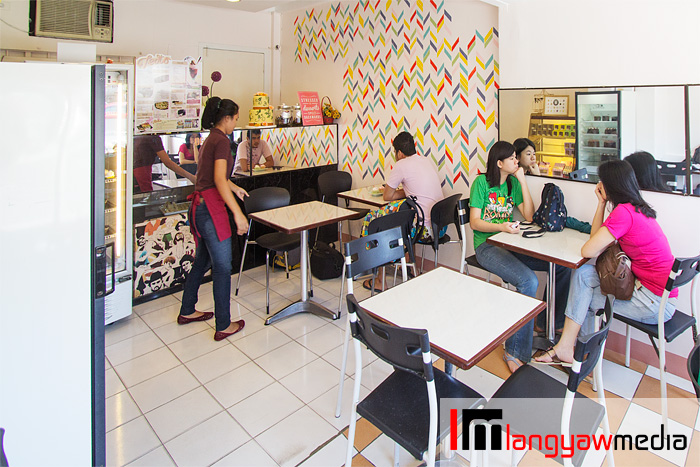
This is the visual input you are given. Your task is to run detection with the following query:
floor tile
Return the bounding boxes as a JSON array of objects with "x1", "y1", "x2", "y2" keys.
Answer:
[
  {"x1": 106, "y1": 367, "x2": 126, "y2": 398},
  {"x1": 232, "y1": 274, "x2": 267, "y2": 298},
  {"x1": 233, "y1": 326, "x2": 292, "y2": 360},
  {"x1": 125, "y1": 447, "x2": 175, "y2": 467},
  {"x1": 113, "y1": 347, "x2": 181, "y2": 388},
  {"x1": 132, "y1": 294, "x2": 180, "y2": 316},
  {"x1": 633, "y1": 376, "x2": 700, "y2": 428},
  {"x1": 106, "y1": 416, "x2": 161, "y2": 467},
  {"x1": 212, "y1": 440, "x2": 279, "y2": 466},
  {"x1": 454, "y1": 364, "x2": 505, "y2": 400},
  {"x1": 307, "y1": 378, "x2": 369, "y2": 431},
  {"x1": 342, "y1": 418, "x2": 381, "y2": 452},
  {"x1": 359, "y1": 358, "x2": 393, "y2": 392},
  {"x1": 106, "y1": 390, "x2": 142, "y2": 432},
  {"x1": 185, "y1": 344, "x2": 250, "y2": 384},
  {"x1": 599, "y1": 359, "x2": 644, "y2": 400},
  {"x1": 236, "y1": 289, "x2": 287, "y2": 313},
  {"x1": 228, "y1": 382, "x2": 304, "y2": 437},
  {"x1": 644, "y1": 365, "x2": 697, "y2": 394},
  {"x1": 616, "y1": 402, "x2": 694, "y2": 466},
  {"x1": 152, "y1": 320, "x2": 211, "y2": 346},
  {"x1": 139, "y1": 303, "x2": 181, "y2": 330},
  {"x1": 214, "y1": 311, "x2": 268, "y2": 341},
  {"x1": 255, "y1": 341, "x2": 319, "y2": 380},
  {"x1": 249, "y1": 297, "x2": 294, "y2": 320},
  {"x1": 452, "y1": 429, "x2": 528, "y2": 467},
  {"x1": 280, "y1": 358, "x2": 341, "y2": 404},
  {"x1": 322, "y1": 342, "x2": 378, "y2": 377},
  {"x1": 128, "y1": 365, "x2": 200, "y2": 413},
  {"x1": 296, "y1": 322, "x2": 345, "y2": 356},
  {"x1": 298, "y1": 432, "x2": 354, "y2": 467},
  {"x1": 106, "y1": 356, "x2": 112, "y2": 370},
  {"x1": 168, "y1": 329, "x2": 229, "y2": 362},
  {"x1": 106, "y1": 331, "x2": 164, "y2": 367},
  {"x1": 105, "y1": 315, "x2": 151, "y2": 347},
  {"x1": 268, "y1": 278, "x2": 305, "y2": 299},
  {"x1": 165, "y1": 412, "x2": 250, "y2": 467},
  {"x1": 205, "y1": 361, "x2": 274, "y2": 408},
  {"x1": 255, "y1": 406, "x2": 338, "y2": 467},
  {"x1": 144, "y1": 386, "x2": 223, "y2": 443},
  {"x1": 360, "y1": 433, "x2": 423, "y2": 467},
  {"x1": 274, "y1": 313, "x2": 330, "y2": 340}
]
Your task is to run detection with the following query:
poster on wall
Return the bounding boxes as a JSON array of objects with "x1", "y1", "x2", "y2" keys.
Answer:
[
  {"x1": 134, "y1": 54, "x2": 202, "y2": 134},
  {"x1": 297, "y1": 91, "x2": 323, "y2": 125}
]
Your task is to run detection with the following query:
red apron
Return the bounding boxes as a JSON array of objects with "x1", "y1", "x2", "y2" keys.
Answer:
[{"x1": 188, "y1": 187, "x2": 232, "y2": 246}]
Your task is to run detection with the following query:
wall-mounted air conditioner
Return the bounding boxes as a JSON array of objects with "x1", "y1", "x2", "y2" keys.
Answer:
[{"x1": 29, "y1": 0, "x2": 113, "y2": 43}]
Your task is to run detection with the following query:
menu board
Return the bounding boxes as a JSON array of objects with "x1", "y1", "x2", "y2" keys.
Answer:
[
  {"x1": 297, "y1": 91, "x2": 323, "y2": 126},
  {"x1": 134, "y1": 54, "x2": 202, "y2": 134}
]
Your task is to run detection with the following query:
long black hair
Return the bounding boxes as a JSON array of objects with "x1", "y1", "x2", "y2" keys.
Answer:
[
  {"x1": 201, "y1": 97, "x2": 239, "y2": 130},
  {"x1": 513, "y1": 137, "x2": 535, "y2": 159},
  {"x1": 485, "y1": 141, "x2": 516, "y2": 188},
  {"x1": 623, "y1": 151, "x2": 668, "y2": 192},
  {"x1": 598, "y1": 160, "x2": 656, "y2": 218},
  {"x1": 185, "y1": 133, "x2": 200, "y2": 150}
]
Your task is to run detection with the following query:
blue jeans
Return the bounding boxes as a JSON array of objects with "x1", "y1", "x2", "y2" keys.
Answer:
[
  {"x1": 475, "y1": 242, "x2": 572, "y2": 362},
  {"x1": 565, "y1": 264, "x2": 676, "y2": 335},
  {"x1": 180, "y1": 203, "x2": 233, "y2": 331}
]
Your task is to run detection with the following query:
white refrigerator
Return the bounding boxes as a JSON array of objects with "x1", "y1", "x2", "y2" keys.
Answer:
[{"x1": 0, "y1": 63, "x2": 106, "y2": 466}]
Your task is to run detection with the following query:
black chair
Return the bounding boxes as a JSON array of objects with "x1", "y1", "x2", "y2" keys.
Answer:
[
  {"x1": 317, "y1": 170, "x2": 370, "y2": 243},
  {"x1": 616, "y1": 255, "x2": 699, "y2": 427},
  {"x1": 657, "y1": 160, "x2": 687, "y2": 191},
  {"x1": 416, "y1": 193, "x2": 462, "y2": 272},
  {"x1": 234, "y1": 187, "x2": 301, "y2": 314},
  {"x1": 344, "y1": 294, "x2": 485, "y2": 467},
  {"x1": 335, "y1": 227, "x2": 409, "y2": 418},
  {"x1": 367, "y1": 207, "x2": 419, "y2": 284},
  {"x1": 483, "y1": 297, "x2": 615, "y2": 467}
]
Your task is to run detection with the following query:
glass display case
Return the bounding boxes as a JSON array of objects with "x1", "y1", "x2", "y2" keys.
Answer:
[
  {"x1": 528, "y1": 115, "x2": 576, "y2": 177},
  {"x1": 104, "y1": 65, "x2": 134, "y2": 324},
  {"x1": 576, "y1": 91, "x2": 621, "y2": 182}
]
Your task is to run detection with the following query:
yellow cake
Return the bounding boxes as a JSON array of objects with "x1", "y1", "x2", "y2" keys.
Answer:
[{"x1": 249, "y1": 92, "x2": 275, "y2": 126}]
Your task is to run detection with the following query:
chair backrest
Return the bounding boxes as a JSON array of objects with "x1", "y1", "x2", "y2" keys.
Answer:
[
  {"x1": 347, "y1": 294, "x2": 433, "y2": 380},
  {"x1": 402, "y1": 196, "x2": 425, "y2": 247},
  {"x1": 454, "y1": 197, "x2": 470, "y2": 241},
  {"x1": 668, "y1": 255, "x2": 700, "y2": 290},
  {"x1": 430, "y1": 193, "x2": 462, "y2": 234},
  {"x1": 568, "y1": 295, "x2": 614, "y2": 392},
  {"x1": 343, "y1": 227, "x2": 406, "y2": 280},
  {"x1": 367, "y1": 209, "x2": 417, "y2": 263},
  {"x1": 318, "y1": 170, "x2": 353, "y2": 205},
  {"x1": 244, "y1": 187, "x2": 291, "y2": 215}
]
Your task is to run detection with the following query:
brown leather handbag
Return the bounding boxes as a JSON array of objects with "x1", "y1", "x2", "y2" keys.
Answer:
[{"x1": 595, "y1": 242, "x2": 636, "y2": 300}]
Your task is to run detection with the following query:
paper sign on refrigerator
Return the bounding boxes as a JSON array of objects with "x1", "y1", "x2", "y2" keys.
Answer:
[{"x1": 297, "y1": 91, "x2": 323, "y2": 125}]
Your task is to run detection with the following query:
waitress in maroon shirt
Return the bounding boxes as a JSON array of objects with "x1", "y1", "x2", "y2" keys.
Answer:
[{"x1": 177, "y1": 97, "x2": 249, "y2": 341}]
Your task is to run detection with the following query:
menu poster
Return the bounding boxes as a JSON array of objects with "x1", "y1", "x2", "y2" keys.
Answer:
[
  {"x1": 297, "y1": 91, "x2": 323, "y2": 126},
  {"x1": 134, "y1": 54, "x2": 202, "y2": 134}
]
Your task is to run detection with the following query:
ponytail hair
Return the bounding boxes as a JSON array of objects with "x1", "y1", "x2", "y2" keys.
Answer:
[
  {"x1": 201, "y1": 97, "x2": 239, "y2": 130},
  {"x1": 598, "y1": 160, "x2": 656, "y2": 218}
]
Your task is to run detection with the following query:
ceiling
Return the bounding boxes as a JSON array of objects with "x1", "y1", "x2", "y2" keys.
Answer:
[{"x1": 169, "y1": 0, "x2": 329, "y2": 13}]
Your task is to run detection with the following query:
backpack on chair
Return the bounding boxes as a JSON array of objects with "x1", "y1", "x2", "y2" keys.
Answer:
[{"x1": 523, "y1": 183, "x2": 567, "y2": 238}]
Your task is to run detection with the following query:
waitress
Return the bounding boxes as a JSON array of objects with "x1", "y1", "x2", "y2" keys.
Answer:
[{"x1": 177, "y1": 97, "x2": 249, "y2": 341}]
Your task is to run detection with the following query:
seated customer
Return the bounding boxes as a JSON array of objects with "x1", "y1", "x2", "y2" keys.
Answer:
[
  {"x1": 470, "y1": 141, "x2": 571, "y2": 373},
  {"x1": 514, "y1": 137, "x2": 541, "y2": 175},
  {"x1": 234, "y1": 129, "x2": 274, "y2": 172},
  {"x1": 536, "y1": 160, "x2": 677, "y2": 365},
  {"x1": 179, "y1": 133, "x2": 200, "y2": 166},
  {"x1": 624, "y1": 151, "x2": 669, "y2": 192},
  {"x1": 360, "y1": 131, "x2": 444, "y2": 291}
]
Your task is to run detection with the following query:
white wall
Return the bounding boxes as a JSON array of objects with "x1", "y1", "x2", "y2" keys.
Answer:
[{"x1": 0, "y1": 0, "x2": 273, "y2": 73}]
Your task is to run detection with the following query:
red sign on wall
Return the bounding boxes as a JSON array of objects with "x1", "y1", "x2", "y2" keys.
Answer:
[{"x1": 297, "y1": 91, "x2": 323, "y2": 125}]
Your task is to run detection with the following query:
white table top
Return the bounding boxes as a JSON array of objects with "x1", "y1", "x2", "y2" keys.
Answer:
[
  {"x1": 248, "y1": 201, "x2": 358, "y2": 234},
  {"x1": 153, "y1": 179, "x2": 193, "y2": 189},
  {"x1": 360, "y1": 267, "x2": 545, "y2": 369},
  {"x1": 487, "y1": 227, "x2": 591, "y2": 269},
  {"x1": 337, "y1": 185, "x2": 389, "y2": 208}
]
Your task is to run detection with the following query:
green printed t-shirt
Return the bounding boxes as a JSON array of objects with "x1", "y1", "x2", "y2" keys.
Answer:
[{"x1": 469, "y1": 174, "x2": 523, "y2": 249}]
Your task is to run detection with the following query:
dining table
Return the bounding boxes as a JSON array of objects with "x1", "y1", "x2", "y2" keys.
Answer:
[
  {"x1": 486, "y1": 227, "x2": 594, "y2": 346},
  {"x1": 248, "y1": 200, "x2": 359, "y2": 325},
  {"x1": 337, "y1": 184, "x2": 391, "y2": 208},
  {"x1": 359, "y1": 267, "x2": 546, "y2": 371}
]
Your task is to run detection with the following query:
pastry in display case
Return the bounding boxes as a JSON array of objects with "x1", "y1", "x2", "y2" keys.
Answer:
[
  {"x1": 575, "y1": 91, "x2": 621, "y2": 183},
  {"x1": 527, "y1": 114, "x2": 576, "y2": 177}
]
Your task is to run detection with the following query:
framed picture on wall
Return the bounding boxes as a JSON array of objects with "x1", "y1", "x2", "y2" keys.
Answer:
[{"x1": 544, "y1": 96, "x2": 569, "y2": 115}]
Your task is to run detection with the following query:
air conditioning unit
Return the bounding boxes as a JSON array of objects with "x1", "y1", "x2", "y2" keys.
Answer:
[{"x1": 29, "y1": 0, "x2": 113, "y2": 43}]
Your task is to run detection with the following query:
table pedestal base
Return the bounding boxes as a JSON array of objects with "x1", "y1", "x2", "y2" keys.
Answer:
[{"x1": 264, "y1": 300, "x2": 338, "y2": 325}]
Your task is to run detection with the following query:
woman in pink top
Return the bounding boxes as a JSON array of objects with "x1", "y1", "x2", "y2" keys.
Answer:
[{"x1": 536, "y1": 160, "x2": 677, "y2": 365}]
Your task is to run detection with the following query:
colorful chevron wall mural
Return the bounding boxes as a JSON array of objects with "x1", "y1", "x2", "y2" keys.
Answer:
[
  {"x1": 262, "y1": 126, "x2": 338, "y2": 167},
  {"x1": 293, "y1": 0, "x2": 499, "y2": 190}
]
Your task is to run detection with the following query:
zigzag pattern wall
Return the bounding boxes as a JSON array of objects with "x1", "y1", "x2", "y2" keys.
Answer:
[
  {"x1": 294, "y1": 0, "x2": 498, "y2": 189},
  {"x1": 262, "y1": 126, "x2": 338, "y2": 167}
]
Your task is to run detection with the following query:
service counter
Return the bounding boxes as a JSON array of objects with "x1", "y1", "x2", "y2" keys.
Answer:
[{"x1": 133, "y1": 164, "x2": 337, "y2": 304}]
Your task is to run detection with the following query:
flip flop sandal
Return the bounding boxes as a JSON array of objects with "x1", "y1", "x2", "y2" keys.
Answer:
[
  {"x1": 362, "y1": 279, "x2": 384, "y2": 293},
  {"x1": 533, "y1": 347, "x2": 573, "y2": 368},
  {"x1": 503, "y1": 352, "x2": 524, "y2": 373}
]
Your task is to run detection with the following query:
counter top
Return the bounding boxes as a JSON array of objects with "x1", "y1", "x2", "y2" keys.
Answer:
[
  {"x1": 154, "y1": 179, "x2": 194, "y2": 189},
  {"x1": 233, "y1": 166, "x2": 307, "y2": 177}
]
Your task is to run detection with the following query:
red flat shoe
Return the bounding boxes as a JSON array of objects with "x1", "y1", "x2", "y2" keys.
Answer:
[
  {"x1": 214, "y1": 320, "x2": 245, "y2": 341},
  {"x1": 177, "y1": 311, "x2": 214, "y2": 325}
]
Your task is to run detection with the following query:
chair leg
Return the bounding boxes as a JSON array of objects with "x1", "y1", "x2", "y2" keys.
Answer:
[
  {"x1": 595, "y1": 354, "x2": 615, "y2": 467},
  {"x1": 659, "y1": 337, "x2": 668, "y2": 428},
  {"x1": 393, "y1": 442, "x2": 401, "y2": 467},
  {"x1": 308, "y1": 252, "x2": 314, "y2": 297},
  {"x1": 335, "y1": 312, "x2": 350, "y2": 418},
  {"x1": 434, "y1": 249, "x2": 438, "y2": 271},
  {"x1": 266, "y1": 250, "x2": 270, "y2": 315},
  {"x1": 235, "y1": 238, "x2": 249, "y2": 295},
  {"x1": 421, "y1": 244, "x2": 426, "y2": 273},
  {"x1": 625, "y1": 324, "x2": 631, "y2": 367},
  {"x1": 284, "y1": 251, "x2": 289, "y2": 279},
  {"x1": 345, "y1": 339, "x2": 364, "y2": 467}
]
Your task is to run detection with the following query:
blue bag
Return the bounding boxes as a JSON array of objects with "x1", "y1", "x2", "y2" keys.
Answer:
[{"x1": 522, "y1": 183, "x2": 567, "y2": 238}]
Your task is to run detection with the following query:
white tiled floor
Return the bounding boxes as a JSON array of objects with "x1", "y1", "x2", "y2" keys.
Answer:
[{"x1": 106, "y1": 265, "x2": 700, "y2": 467}]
